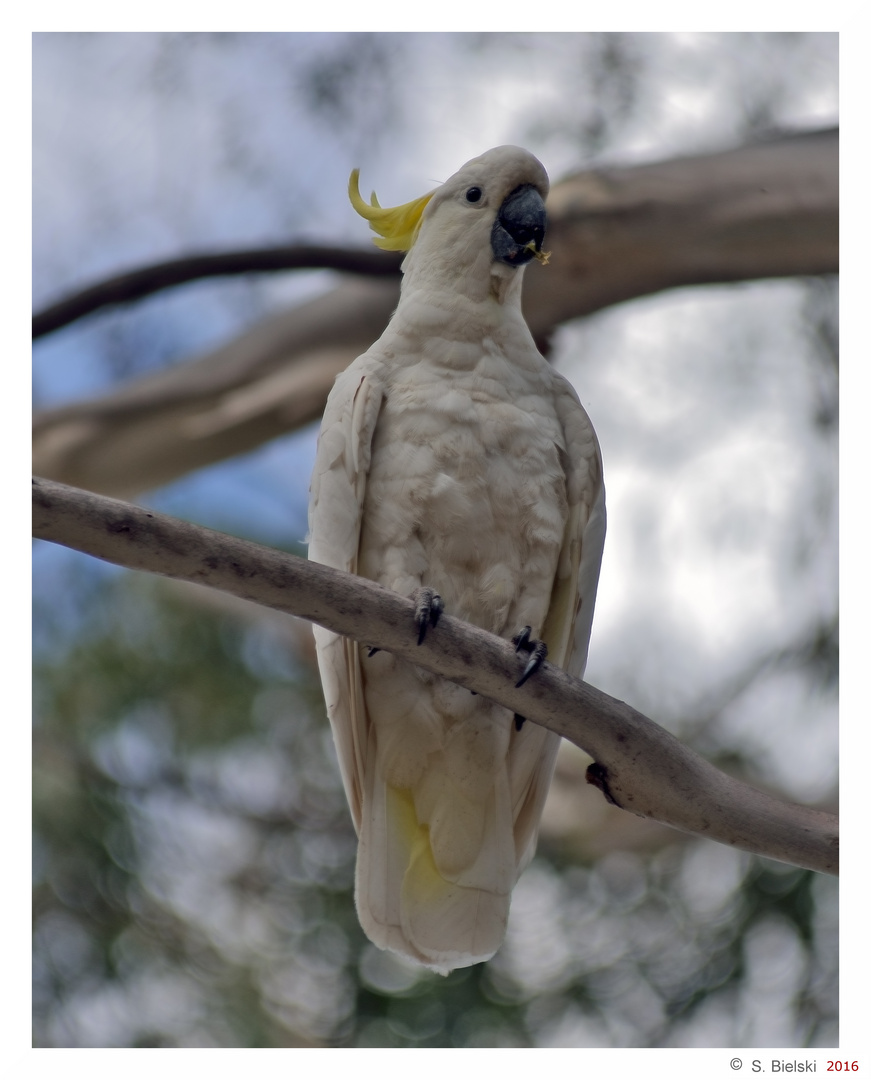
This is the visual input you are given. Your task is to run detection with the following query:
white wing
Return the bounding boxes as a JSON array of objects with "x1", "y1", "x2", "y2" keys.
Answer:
[
  {"x1": 510, "y1": 371, "x2": 605, "y2": 873},
  {"x1": 549, "y1": 370, "x2": 606, "y2": 680},
  {"x1": 308, "y1": 355, "x2": 385, "y2": 830}
]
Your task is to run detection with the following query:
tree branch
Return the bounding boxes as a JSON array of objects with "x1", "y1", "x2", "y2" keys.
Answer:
[
  {"x1": 32, "y1": 128, "x2": 838, "y2": 498},
  {"x1": 32, "y1": 278, "x2": 398, "y2": 498},
  {"x1": 32, "y1": 476, "x2": 838, "y2": 877},
  {"x1": 32, "y1": 246, "x2": 403, "y2": 340}
]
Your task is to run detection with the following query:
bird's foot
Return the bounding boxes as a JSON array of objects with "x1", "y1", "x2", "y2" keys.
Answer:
[
  {"x1": 411, "y1": 587, "x2": 444, "y2": 645},
  {"x1": 512, "y1": 625, "x2": 547, "y2": 688}
]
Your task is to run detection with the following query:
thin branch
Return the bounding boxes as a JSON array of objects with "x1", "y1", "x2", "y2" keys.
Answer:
[
  {"x1": 32, "y1": 246, "x2": 402, "y2": 340},
  {"x1": 32, "y1": 476, "x2": 839, "y2": 876}
]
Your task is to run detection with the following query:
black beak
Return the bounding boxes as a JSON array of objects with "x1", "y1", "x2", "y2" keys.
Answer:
[{"x1": 491, "y1": 184, "x2": 547, "y2": 267}]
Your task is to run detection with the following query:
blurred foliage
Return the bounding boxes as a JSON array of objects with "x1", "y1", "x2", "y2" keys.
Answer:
[{"x1": 32, "y1": 574, "x2": 837, "y2": 1047}]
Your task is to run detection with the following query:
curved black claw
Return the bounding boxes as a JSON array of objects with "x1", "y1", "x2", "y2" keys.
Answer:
[
  {"x1": 512, "y1": 625, "x2": 548, "y2": 688},
  {"x1": 412, "y1": 587, "x2": 444, "y2": 645}
]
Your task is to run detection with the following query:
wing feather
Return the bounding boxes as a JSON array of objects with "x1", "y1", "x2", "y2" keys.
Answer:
[
  {"x1": 547, "y1": 369, "x2": 606, "y2": 677},
  {"x1": 308, "y1": 358, "x2": 385, "y2": 831},
  {"x1": 509, "y1": 370, "x2": 606, "y2": 868}
]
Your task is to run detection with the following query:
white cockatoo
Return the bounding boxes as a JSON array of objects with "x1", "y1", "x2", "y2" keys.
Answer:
[{"x1": 308, "y1": 146, "x2": 605, "y2": 974}]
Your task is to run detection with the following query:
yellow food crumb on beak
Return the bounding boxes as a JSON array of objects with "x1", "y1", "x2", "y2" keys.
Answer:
[{"x1": 525, "y1": 243, "x2": 551, "y2": 265}]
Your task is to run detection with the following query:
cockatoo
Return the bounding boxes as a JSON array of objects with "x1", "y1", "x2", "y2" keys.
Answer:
[{"x1": 308, "y1": 146, "x2": 605, "y2": 974}]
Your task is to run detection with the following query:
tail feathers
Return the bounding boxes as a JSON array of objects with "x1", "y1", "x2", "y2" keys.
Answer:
[
  {"x1": 400, "y1": 826, "x2": 510, "y2": 972},
  {"x1": 416, "y1": 762, "x2": 517, "y2": 892},
  {"x1": 356, "y1": 782, "x2": 512, "y2": 974}
]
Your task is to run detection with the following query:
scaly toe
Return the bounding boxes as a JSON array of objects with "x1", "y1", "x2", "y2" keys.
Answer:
[
  {"x1": 514, "y1": 632, "x2": 548, "y2": 688},
  {"x1": 412, "y1": 587, "x2": 444, "y2": 645}
]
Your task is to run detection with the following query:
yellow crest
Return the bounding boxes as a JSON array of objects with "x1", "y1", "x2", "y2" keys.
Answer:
[{"x1": 349, "y1": 169, "x2": 434, "y2": 252}]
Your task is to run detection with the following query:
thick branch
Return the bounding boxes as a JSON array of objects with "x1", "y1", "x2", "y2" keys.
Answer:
[
  {"x1": 32, "y1": 278, "x2": 397, "y2": 497},
  {"x1": 32, "y1": 476, "x2": 838, "y2": 876},
  {"x1": 525, "y1": 126, "x2": 838, "y2": 331},
  {"x1": 33, "y1": 129, "x2": 838, "y2": 498}
]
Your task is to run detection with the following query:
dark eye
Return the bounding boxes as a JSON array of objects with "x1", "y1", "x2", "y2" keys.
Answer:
[{"x1": 465, "y1": 186, "x2": 482, "y2": 203}]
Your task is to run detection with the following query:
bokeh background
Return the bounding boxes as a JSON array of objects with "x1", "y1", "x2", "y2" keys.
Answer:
[{"x1": 32, "y1": 32, "x2": 838, "y2": 1048}]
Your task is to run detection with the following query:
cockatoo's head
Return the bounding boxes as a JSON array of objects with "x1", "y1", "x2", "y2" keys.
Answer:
[{"x1": 349, "y1": 146, "x2": 550, "y2": 301}]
